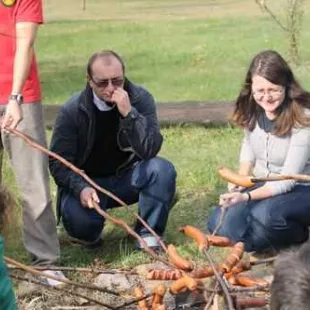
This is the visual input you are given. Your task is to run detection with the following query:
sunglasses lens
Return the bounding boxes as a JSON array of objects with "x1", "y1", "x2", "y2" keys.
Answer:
[
  {"x1": 99, "y1": 80, "x2": 109, "y2": 88},
  {"x1": 111, "y1": 78, "x2": 124, "y2": 87},
  {"x1": 92, "y1": 77, "x2": 124, "y2": 88}
]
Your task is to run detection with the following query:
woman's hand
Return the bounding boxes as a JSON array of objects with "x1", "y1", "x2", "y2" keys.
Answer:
[
  {"x1": 219, "y1": 192, "x2": 249, "y2": 208},
  {"x1": 227, "y1": 182, "x2": 245, "y2": 192}
]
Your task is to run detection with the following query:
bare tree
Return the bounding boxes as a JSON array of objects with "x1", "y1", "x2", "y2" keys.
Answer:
[{"x1": 255, "y1": 0, "x2": 305, "y2": 64}]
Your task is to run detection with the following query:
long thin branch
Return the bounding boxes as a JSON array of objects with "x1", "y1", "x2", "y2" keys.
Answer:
[
  {"x1": 251, "y1": 173, "x2": 310, "y2": 183},
  {"x1": 264, "y1": 5, "x2": 288, "y2": 31},
  {"x1": 250, "y1": 256, "x2": 277, "y2": 266},
  {"x1": 5, "y1": 256, "x2": 120, "y2": 296},
  {"x1": 235, "y1": 297, "x2": 267, "y2": 308},
  {"x1": 11, "y1": 274, "x2": 116, "y2": 309},
  {"x1": 229, "y1": 284, "x2": 269, "y2": 293},
  {"x1": 114, "y1": 293, "x2": 152, "y2": 310},
  {"x1": 202, "y1": 284, "x2": 269, "y2": 294},
  {"x1": 254, "y1": 0, "x2": 288, "y2": 31},
  {"x1": 212, "y1": 206, "x2": 226, "y2": 236},
  {"x1": 203, "y1": 250, "x2": 234, "y2": 310},
  {"x1": 51, "y1": 307, "x2": 97, "y2": 310},
  {"x1": 7, "y1": 265, "x2": 138, "y2": 275},
  {"x1": 92, "y1": 201, "x2": 171, "y2": 266},
  {"x1": 8, "y1": 128, "x2": 167, "y2": 254},
  {"x1": 204, "y1": 282, "x2": 219, "y2": 310}
]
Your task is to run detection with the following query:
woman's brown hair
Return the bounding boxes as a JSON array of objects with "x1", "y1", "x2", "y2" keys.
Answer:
[
  {"x1": 232, "y1": 50, "x2": 310, "y2": 136},
  {"x1": 0, "y1": 186, "x2": 14, "y2": 238}
]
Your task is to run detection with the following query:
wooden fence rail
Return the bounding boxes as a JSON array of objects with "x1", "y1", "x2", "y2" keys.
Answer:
[{"x1": 43, "y1": 101, "x2": 234, "y2": 128}]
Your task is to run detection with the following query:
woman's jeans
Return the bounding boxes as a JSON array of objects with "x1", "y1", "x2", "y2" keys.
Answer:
[
  {"x1": 60, "y1": 157, "x2": 176, "y2": 243},
  {"x1": 208, "y1": 185, "x2": 310, "y2": 252}
]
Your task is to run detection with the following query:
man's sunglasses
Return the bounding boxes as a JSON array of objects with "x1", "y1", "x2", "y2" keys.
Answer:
[{"x1": 91, "y1": 77, "x2": 124, "y2": 88}]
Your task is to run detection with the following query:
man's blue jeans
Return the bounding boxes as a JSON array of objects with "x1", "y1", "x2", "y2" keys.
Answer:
[
  {"x1": 208, "y1": 184, "x2": 310, "y2": 252},
  {"x1": 60, "y1": 157, "x2": 176, "y2": 243}
]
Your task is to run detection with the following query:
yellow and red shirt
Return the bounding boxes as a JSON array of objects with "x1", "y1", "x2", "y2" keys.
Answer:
[{"x1": 0, "y1": 0, "x2": 43, "y2": 104}]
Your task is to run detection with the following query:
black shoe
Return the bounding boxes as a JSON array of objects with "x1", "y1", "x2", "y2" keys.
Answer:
[
  {"x1": 136, "y1": 244, "x2": 166, "y2": 255},
  {"x1": 68, "y1": 236, "x2": 103, "y2": 249},
  {"x1": 149, "y1": 246, "x2": 165, "y2": 255}
]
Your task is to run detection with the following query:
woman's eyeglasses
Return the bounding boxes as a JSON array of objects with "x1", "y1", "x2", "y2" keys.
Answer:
[
  {"x1": 252, "y1": 87, "x2": 285, "y2": 101},
  {"x1": 91, "y1": 77, "x2": 124, "y2": 88}
]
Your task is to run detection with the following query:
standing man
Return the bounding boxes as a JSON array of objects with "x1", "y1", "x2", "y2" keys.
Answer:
[
  {"x1": 0, "y1": 0, "x2": 65, "y2": 284},
  {"x1": 49, "y1": 50, "x2": 177, "y2": 251}
]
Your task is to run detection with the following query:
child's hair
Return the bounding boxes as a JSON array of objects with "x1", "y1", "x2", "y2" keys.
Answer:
[
  {"x1": 0, "y1": 186, "x2": 14, "y2": 237},
  {"x1": 270, "y1": 242, "x2": 310, "y2": 309}
]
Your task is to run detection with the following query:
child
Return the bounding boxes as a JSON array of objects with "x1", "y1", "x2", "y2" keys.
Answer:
[
  {"x1": 271, "y1": 242, "x2": 310, "y2": 309},
  {"x1": 0, "y1": 186, "x2": 17, "y2": 309}
]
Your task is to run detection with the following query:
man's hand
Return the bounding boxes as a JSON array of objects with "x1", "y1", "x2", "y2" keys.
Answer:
[
  {"x1": 80, "y1": 187, "x2": 100, "y2": 209},
  {"x1": 219, "y1": 192, "x2": 249, "y2": 208},
  {"x1": 111, "y1": 88, "x2": 131, "y2": 117},
  {"x1": 1, "y1": 100, "x2": 23, "y2": 130}
]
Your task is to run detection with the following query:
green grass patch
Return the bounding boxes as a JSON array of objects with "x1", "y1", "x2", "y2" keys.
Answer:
[
  {"x1": 38, "y1": 14, "x2": 310, "y2": 104},
  {"x1": 5, "y1": 126, "x2": 242, "y2": 267},
  {"x1": 5, "y1": 0, "x2": 309, "y2": 271}
]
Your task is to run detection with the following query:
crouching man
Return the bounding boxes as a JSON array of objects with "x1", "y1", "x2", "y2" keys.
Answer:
[{"x1": 49, "y1": 50, "x2": 176, "y2": 251}]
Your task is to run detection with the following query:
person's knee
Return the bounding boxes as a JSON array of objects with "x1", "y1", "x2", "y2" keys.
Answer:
[
  {"x1": 133, "y1": 157, "x2": 176, "y2": 189},
  {"x1": 148, "y1": 157, "x2": 177, "y2": 182},
  {"x1": 62, "y1": 212, "x2": 103, "y2": 242}
]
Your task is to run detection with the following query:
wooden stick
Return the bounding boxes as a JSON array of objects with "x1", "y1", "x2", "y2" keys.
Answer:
[
  {"x1": 251, "y1": 174, "x2": 310, "y2": 183},
  {"x1": 5, "y1": 256, "x2": 120, "y2": 296},
  {"x1": 204, "y1": 282, "x2": 219, "y2": 310},
  {"x1": 235, "y1": 297, "x2": 267, "y2": 309},
  {"x1": 203, "y1": 250, "x2": 234, "y2": 310},
  {"x1": 250, "y1": 256, "x2": 277, "y2": 266},
  {"x1": 52, "y1": 307, "x2": 97, "y2": 310},
  {"x1": 114, "y1": 293, "x2": 152, "y2": 310},
  {"x1": 7, "y1": 264, "x2": 138, "y2": 275},
  {"x1": 10, "y1": 274, "x2": 116, "y2": 309},
  {"x1": 218, "y1": 165, "x2": 310, "y2": 186},
  {"x1": 229, "y1": 285, "x2": 269, "y2": 293},
  {"x1": 211, "y1": 207, "x2": 227, "y2": 236},
  {"x1": 91, "y1": 201, "x2": 170, "y2": 266},
  {"x1": 7, "y1": 128, "x2": 167, "y2": 254}
]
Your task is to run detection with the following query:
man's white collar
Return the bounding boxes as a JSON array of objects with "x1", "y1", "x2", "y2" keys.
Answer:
[{"x1": 92, "y1": 91, "x2": 114, "y2": 111}]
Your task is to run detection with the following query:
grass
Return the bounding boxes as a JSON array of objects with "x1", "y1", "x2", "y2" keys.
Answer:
[
  {"x1": 5, "y1": 125, "x2": 243, "y2": 267},
  {"x1": 4, "y1": 0, "x2": 310, "y2": 272},
  {"x1": 38, "y1": 0, "x2": 310, "y2": 104}
]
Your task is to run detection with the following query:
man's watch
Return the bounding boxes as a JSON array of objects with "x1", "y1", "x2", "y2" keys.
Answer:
[{"x1": 9, "y1": 94, "x2": 23, "y2": 105}]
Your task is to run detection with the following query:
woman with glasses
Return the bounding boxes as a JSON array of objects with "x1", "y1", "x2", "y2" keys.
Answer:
[{"x1": 208, "y1": 50, "x2": 310, "y2": 254}]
